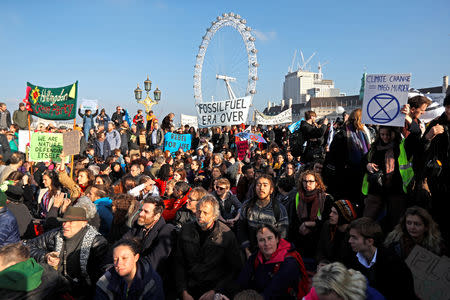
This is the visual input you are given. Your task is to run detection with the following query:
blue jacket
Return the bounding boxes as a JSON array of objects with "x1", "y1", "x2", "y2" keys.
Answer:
[
  {"x1": 95, "y1": 259, "x2": 164, "y2": 300},
  {"x1": 79, "y1": 109, "x2": 99, "y2": 130},
  {"x1": 94, "y1": 197, "x2": 113, "y2": 237},
  {"x1": 0, "y1": 206, "x2": 20, "y2": 247}
]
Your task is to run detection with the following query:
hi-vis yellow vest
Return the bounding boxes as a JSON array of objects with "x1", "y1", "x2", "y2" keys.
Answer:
[{"x1": 362, "y1": 139, "x2": 414, "y2": 195}]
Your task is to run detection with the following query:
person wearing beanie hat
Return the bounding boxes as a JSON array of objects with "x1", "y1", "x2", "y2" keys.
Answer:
[
  {"x1": 422, "y1": 93, "x2": 450, "y2": 244},
  {"x1": 316, "y1": 200, "x2": 357, "y2": 265},
  {"x1": 0, "y1": 188, "x2": 20, "y2": 248}
]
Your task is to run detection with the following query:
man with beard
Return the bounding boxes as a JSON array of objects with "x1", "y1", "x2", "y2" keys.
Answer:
[
  {"x1": 124, "y1": 196, "x2": 175, "y2": 278},
  {"x1": 175, "y1": 195, "x2": 242, "y2": 300}
]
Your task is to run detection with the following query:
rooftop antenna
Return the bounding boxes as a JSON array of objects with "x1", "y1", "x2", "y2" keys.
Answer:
[{"x1": 289, "y1": 49, "x2": 297, "y2": 73}]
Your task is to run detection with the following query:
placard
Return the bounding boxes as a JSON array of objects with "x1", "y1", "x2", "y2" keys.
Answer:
[
  {"x1": 181, "y1": 114, "x2": 198, "y2": 129},
  {"x1": 361, "y1": 74, "x2": 411, "y2": 127},
  {"x1": 255, "y1": 108, "x2": 292, "y2": 125},
  {"x1": 164, "y1": 133, "x2": 192, "y2": 154},
  {"x1": 236, "y1": 141, "x2": 249, "y2": 161},
  {"x1": 18, "y1": 130, "x2": 33, "y2": 153},
  {"x1": 196, "y1": 96, "x2": 251, "y2": 128},
  {"x1": 62, "y1": 131, "x2": 81, "y2": 156},
  {"x1": 80, "y1": 99, "x2": 98, "y2": 111},
  {"x1": 29, "y1": 132, "x2": 64, "y2": 162},
  {"x1": 405, "y1": 245, "x2": 450, "y2": 300}
]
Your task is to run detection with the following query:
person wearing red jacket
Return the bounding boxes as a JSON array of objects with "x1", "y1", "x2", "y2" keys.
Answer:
[
  {"x1": 162, "y1": 181, "x2": 191, "y2": 222},
  {"x1": 133, "y1": 109, "x2": 145, "y2": 131}
]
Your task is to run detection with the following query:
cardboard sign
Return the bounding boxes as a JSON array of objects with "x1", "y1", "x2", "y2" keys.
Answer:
[
  {"x1": 405, "y1": 245, "x2": 450, "y2": 300},
  {"x1": 29, "y1": 132, "x2": 64, "y2": 162},
  {"x1": 62, "y1": 131, "x2": 80, "y2": 156},
  {"x1": 18, "y1": 130, "x2": 32, "y2": 153},
  {"x1": 164, "y1": 133, "x2": 192, "y2": 154},
  {"x1": 361, "y1": 74, "x2": 411, "y2": 127},
  {"x1": 139, "y1": 135, "x2": 146, "y2": 145},
  {"x1": 181, "y1": 114, "x2": 198, "y2": 129},
  {"x1": 236, "y1": 140, "x2": 249, "y2": 161},
  {"x1": 196, "y1": 96, "x2": 251, "y2": 127},
  {"x1": 80, "y1": 99, "x2": 98, "y2": 111},
  {"x1": 255, "y1": 108, "x2": 292, "y2": 125}
]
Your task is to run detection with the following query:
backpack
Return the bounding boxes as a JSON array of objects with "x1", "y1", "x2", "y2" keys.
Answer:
[
  {"x1": 290, "y1": 128, "x2": 305, "y2": 158},
  {"x1": 253, "y1": 249, "x2": 311, "y2": 299}
]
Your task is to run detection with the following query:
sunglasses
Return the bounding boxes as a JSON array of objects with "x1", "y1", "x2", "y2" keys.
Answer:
[
  {"x1": 215, "y1": 186, "x2": 226, "y2": 191},
  {"x1": 303, "y1": 180, "x2": 316, "y2": 183}
]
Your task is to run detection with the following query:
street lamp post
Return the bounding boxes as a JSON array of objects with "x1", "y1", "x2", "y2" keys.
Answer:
[{"x1": 134, "y1": 75, "x2": 161, "y2": 113}]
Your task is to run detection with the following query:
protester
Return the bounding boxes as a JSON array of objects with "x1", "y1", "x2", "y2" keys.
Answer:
[
  {"x1": 304, "y1": 262, "x2": 385, "y2": 300},
  {"x1": 27, "y1": 206, "x2": 109, "y2": 299},
  {"x1": 348, "y1": 217, "x2": 417, "y2": 300},
  {"x1": 384, "y1": 206, "x2": 444, "y2": 259},
  {"x1": 238, "y1": 224, "x2": 309, "y2": 299},
  {"x1": 95, "y1": 238, "x2": 164, "y2": 300},
  {"x1": 0, "y1": 188, "x2": 20, "y2": 247},
  {"x1": 13, "y1": 103, "x2": 32, "y2": 130},
  {"x1": 175, "y1": 195, "x2": 242, "y2": 299}
]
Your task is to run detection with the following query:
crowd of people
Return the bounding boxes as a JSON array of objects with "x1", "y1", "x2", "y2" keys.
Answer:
[{"x1": 0, "y1": 93, "x2": 449, "y2": 300}]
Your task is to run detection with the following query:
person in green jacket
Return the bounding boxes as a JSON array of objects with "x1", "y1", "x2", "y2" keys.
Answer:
[
  {"x1": 13, "y1": 103, "x2": 32, "y2": 130},
  {"x1": 0, "y1": 242, "x2": 69, "y2": 299}
]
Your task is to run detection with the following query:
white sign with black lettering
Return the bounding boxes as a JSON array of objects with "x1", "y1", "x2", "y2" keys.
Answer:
[
  {"x1": 196, "y1": 96, "x2": 251, "y2": 127},
  {"x1": 255, "y1": 108, "x2": 292, "y2": 125},
  {"x1": 361, "y1": 73, "x2": 411, "y2": 127},
  {"x1": 180, "y1": 114, "x2": 198, "y2": 129}
]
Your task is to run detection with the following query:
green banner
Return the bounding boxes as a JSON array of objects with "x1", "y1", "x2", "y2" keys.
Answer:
[
  {"x1": 26, "y1": 81, "x2": 78, "y2": 120},
  {"x1": 29, "y1": 132, "x2": 64, "y2": 162}
]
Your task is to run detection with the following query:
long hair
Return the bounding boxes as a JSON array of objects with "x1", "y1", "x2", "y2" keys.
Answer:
[
  {"x1": 42, "y1": 170, "x2": 62, "y2": 198},
  {"x1": 384, "y1": 206, "x2": 442, "y2": 255},
  {"x1": 297, "y1": 170, "x2": 327, "y2": 193},
  {"x1": 313, "y1": 262, "x2": 367, "y2": 300},
  {"x1": 346, "y1": 108, "x2": 364, "y2": 132}
]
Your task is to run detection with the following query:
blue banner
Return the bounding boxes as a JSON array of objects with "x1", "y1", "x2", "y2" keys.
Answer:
[{"x1": 164, "y1": 133, "x2": 192, "y2": 154}]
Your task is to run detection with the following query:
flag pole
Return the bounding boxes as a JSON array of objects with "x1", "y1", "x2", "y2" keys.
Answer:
[
  {"x1": 27, "y1": 113, "x2": 34, "y2": 176},
  {"x1": 70, "y1": 118, "x2": 76, "y2": 179}
]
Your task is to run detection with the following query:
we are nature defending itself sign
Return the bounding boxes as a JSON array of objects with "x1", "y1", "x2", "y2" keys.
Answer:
[
  {"x1": 26, "y1": 81, "x2": 78, "y2": 120},
  {"x1": 29, "y1": 132, "x2": 64, "y2": 162}
]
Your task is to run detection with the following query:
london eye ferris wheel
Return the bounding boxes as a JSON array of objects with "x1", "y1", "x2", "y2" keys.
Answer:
[{"x1": 193, "y1": 12, "x2": 258, "y2": 103}]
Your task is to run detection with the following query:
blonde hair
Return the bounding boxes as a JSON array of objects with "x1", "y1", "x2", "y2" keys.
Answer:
[{"x1": 313, "y1": 262, "x2": 367, "y2": 300}]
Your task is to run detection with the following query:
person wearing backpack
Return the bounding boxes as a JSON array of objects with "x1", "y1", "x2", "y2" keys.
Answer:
[
  {"x1": 238, "y1": 224, "x2": 310, "y2": 299},
  {"x1": 237, "y1": 174, "x2": 289, "y2": 258}
]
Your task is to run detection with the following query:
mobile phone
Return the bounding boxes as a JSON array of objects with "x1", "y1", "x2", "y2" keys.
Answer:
[{"x1": 62, "y1": 193, "x2": 68, "y2": 199}]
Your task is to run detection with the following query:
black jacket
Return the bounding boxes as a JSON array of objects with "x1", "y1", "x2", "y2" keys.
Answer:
[
  {"x1": 175, "y1": 221, "x2": 243, "y2": 298},
  {"x1": 349, "y1": 246, "x2": 417, "y2": 300},
  {"x1": 27, "y1": 226, "x2": 109, "y2": 292},
  {"x1": 124, "y1": 217, "x2": 175, "y2": 277}
]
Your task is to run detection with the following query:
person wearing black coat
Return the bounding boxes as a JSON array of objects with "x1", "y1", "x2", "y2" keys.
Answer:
[
  {"x1": 0, "y1": 133, "x2": 12, "y2": 163},
  {"x1": 348, "y1": 217, "x2": 417, "y2": 300},
  {"x1": 175, "y1": 195, "x2": 243, "y2": 299},
  {"x1": 123, "y1": 196, "x2": 176, "y2": 281},
  {"x1": 299, "y1": 111, "x2": 328, "y2": 164},
  {"x1": 26, "y1": 207, "x2": 109, "y2": 299}
]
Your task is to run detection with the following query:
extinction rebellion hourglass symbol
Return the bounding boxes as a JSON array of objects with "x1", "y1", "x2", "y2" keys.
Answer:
[{"x1": 366, "y1": 93, "x2": 400, "y2": 124}]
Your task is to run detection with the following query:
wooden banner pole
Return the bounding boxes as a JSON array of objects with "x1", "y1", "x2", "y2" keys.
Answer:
[{"x1": 70, "y1": 118, "x2": 76, "y2": 179}]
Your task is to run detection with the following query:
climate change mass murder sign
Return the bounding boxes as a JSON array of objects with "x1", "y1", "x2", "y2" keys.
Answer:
[
  {"x1": 164, "y1": 133, "x2": 192, "y2": 154},
  {"x1": 196, "y1": 96, "x2": 251, "y2": 128},
  {"x1": 361, "y1": 73, "x2": 410, "y2": 127}
]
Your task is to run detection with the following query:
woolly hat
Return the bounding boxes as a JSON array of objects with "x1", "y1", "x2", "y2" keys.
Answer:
[{"x1": 332, "y1": 200, "x2": 357, "y2": 224}]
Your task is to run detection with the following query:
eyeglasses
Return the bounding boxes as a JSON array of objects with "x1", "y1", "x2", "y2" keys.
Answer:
[
  {"x1": 303, "y1": 180, "x2": 315, "y2": 183},
  {"x1": 215, "y1": 186, "x2": 226, "y2": 191},
  {"x1": 187, "y1": 197, "x2": 198, "y2": 202}
]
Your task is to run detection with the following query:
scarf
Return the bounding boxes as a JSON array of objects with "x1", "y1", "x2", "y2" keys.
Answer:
[
  {"x1": 346, "y1": 124, "x2": 370, "y2": 165},
  {"x1": 297, "y1": 189, "x2": 321, "y2": 221}
]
